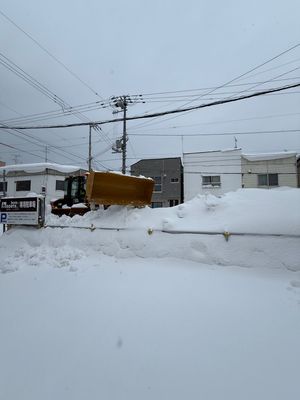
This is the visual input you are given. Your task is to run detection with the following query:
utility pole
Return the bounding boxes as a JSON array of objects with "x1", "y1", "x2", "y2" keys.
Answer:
[
  {"x1": 88, "y1": 124, "x2": 92, "y2": 171},
  {"x1": 2, "y1": 169, "x2": 6, "y2": 233},
  {"x1": 122, "y1": 100, "x2": 127, "y2": 174},
  {"x1": 45, "y1": 145, "x2": 48, "y2": 162},
  {"x1": 111, "y1": 95, "x2": 142, "y2": 174},
  {"x1": 111, "y1": 96, "x2": 128, "y2": 174}
]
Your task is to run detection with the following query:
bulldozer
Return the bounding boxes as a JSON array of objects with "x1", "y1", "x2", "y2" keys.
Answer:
[{"x1": 51, "y1": 171, "x2": 154, "y2": 217}]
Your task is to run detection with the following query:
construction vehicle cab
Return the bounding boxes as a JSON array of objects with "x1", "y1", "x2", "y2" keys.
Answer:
[
  {"x1": 63, "y1": 176, "x2": 86, "y2": 207},
  {"x1": 51, "y1": 176, "x2": 89, "y2": 216}
]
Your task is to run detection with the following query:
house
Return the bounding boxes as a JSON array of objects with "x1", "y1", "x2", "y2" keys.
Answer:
[
  {"x1": 130, "y1": 157, "x2": 183, "y2": 207},
  {"x1": 183, "y1": 148, "x2": 242, "y2": 201},
  {"x1": 183, "y1": 149, "x2": 299, "y2": 201},
  {"x1": 0, "y1": 163, "x2": 86, "y2": 203},
  {"x1": 242, "y1": 152, "x2": 299, "y2": 189}
]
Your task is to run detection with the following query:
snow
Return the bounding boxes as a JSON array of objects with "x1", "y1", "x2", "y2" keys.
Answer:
[
  {"x1": 0, "y1": 162, "x2": 82, "y2": 174},
  {"x1": 46, "y1": 188, "x2": 300, "y2": 236},
  {"x1": 0, "y1": 188, "x2": 300, "y2": 399},
  {"x1": 184, "y1": 147, "x2": 241, "y2": 155},
  {"x1": 242, "y1": 151, "x2": 297, "y2": 161}
]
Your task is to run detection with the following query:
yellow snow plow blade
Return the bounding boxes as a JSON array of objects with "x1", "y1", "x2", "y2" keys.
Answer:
[{"x1": 86, "y1": 171, "x2": 154, "y2": 206}]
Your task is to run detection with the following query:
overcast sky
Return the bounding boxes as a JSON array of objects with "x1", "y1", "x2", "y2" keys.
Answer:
[{"x1": 0, "y1": 0, "x2": 299, "y2": 170}]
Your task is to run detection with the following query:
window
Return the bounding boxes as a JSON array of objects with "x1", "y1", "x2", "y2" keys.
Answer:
[
  {"x1": 269, "y1": 173, "x2": 278, "y2": 186},
  {"x1": 56, "y1": 180, "x2": 65, "y2": 191},
  {"x1": 151, "y1": 202, "x2": 163, "y2": 208},
  {"x1": 258, "y1": 173, "x2": 278, "y2": 186},
  {"x1": 169, "y1": 199, "x2": 179, "y2": 207},
  {"x1": 0, "y1": 181, "x2": 7, "y2": 192},
  {"x1": 16, "y1": 180, "x2": 31, "y2": 191},
  {"x1": 170, "y1": 177, "x2": 179, "y2": 183},
  {"x1": 202, "y1": 175, "x2": 221, "y2": 187},
  {"x1": 152, "y1": 176, "x2": 162, "y2": 192}
]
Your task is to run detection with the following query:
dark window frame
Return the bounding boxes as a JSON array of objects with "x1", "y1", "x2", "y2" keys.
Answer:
[
  {"x1": 202, "y1": 175, "x2": 221, "y2": 187},
  {"x1": 55, "y1": 180, "x2": 65, "y2": 191},
  {"x1": 16, "y1": 180, "x2": 31, "y2": 191},
  {"x1": 151, "y1": 201, "x2": 163, "y2": 208},
  {"x1": 152, "y1": 176, "x2": 162, "y2": 193},
  {"x1": 258, "y1": 173, "x2": 278, "y2": 187},
  {"x1": 0, "y1": 181, "x2": 7, "y2": 192},
  {"x1": 169, "y1": 199, "x2": 179, "y2": 207}
]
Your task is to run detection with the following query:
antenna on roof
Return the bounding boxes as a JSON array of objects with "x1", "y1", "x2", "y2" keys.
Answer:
[{"x1": 234, "y1": 136, "x2": 238, "y2": 149}]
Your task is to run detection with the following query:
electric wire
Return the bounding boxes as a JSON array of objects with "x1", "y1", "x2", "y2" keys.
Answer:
[
  {"x1": 0, "y1": 9, "x2": 107, "y2": 102},
  {"x1": 0, "y1": 51, "x2": 114, "y2": 145},
  {"x1": 130, "y1": 43, "x2": 300, "y2": 131},
  {"x1": 1, "y1": 81, "x2": 298, "y2": 130},
  {"x1": 129, "y1": 128, "x2": 300, "y2": 137}
]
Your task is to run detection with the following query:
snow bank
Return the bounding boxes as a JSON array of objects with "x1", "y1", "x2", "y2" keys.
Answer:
[
  {"x1": 46, "y1": 188, "x2": 300, "y2": 235},
  {"x1": 1, "y1": 188, "x2": 299, "y2": 273}
]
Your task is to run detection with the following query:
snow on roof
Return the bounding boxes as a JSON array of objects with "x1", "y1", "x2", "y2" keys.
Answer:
[
  {"x1": 184, "y1": 148, "x2": 241, "y2": 155},
  {"x1": 242, "y1": 151, "x2": 297, "y2": 161},
  {"x1": 0, "y1": 162, "x2": 82, "y2": 174}
]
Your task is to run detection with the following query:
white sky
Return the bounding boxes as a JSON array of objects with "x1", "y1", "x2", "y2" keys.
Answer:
[{"x1": 0, "y1": 0, "x2": 300, "y2": 170}]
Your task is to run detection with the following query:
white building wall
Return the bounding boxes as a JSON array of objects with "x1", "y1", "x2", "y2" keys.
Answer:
[
  {"x1": 3, "y1": 174, "x2": 66, "y2": 203},
  {"x1": 0, "y1": 163, "x2": 85, "y2": 203},
  {"x1": 183, "y1": 149, "x2": 242, "y2": 201},
  {"x1": 242, "y1": 155, "x2": 298, "y2": 188}
]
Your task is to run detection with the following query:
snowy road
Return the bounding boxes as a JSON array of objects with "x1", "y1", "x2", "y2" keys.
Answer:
[
  {"x1": 1, "y1": 188, "x2": 300, "y2": 399},
  {"x1": 1, "y1": 257, "x2": 300, "y2": 400}
]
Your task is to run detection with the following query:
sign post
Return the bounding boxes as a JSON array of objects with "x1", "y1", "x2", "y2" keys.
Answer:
[{"x1": 0, "y1": 196, "x2": 45, "y2": 228}]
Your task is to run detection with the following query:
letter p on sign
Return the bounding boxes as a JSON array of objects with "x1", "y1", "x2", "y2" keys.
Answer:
[{"x1": 0, "y1": 212, "x2": 7, "y2": 223}]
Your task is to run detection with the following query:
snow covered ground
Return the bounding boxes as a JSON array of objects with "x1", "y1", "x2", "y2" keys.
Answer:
[{"x1": 0, "y1": 188, "x2": 300, "y2": 399}]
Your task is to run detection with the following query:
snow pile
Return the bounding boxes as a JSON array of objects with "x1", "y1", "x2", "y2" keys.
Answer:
[
  {"x1": 1, "y1": 188, "x2": 299, "y2": 273},
  {"x1": 46, "y1": 188, "x2": 300, "y2": 235}
]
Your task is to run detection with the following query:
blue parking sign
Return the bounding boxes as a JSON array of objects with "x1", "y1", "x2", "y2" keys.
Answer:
[{"x1": 0, "y1": 212, "x2": 7, "y2": 223}]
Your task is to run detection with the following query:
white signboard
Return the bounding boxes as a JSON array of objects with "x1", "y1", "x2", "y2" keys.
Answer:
[{"x1": 0, "y1": 197, "x2": 41, "y2": 225}]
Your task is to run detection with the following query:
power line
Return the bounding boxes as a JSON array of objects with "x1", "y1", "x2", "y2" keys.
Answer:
[
  {"x1": 2, "y1": 80, "x2": 298, "y2": 127},
  {"x1": 0, "y1": 51, "x2": 113, "y2": 147},
  {"x1": 130, "y1": 43, "x2": 300, "y2": 130},
  {"x1": 224, "y1": 66, "x2": 300, "y2": 101},
  {"x1": 180, "y1": 42, "x2": 300, "y2": 109},
  {"x1": 128, "y1": 111, "x2": 300, "y2": 132},
  {"x1": 0, "y1": 51, "x2": 115, "y2": 149},
  {"x1": 0, "y1": 9, "x2": 106, "y2": 101},
  {"x1": 0, "y1": 123, "x2": 109, "y2": 167},
  {"x1": 1, "y1": 99, "x2": 111, "y2": 125},
  {"x1": 184, "y1": 171, "x2": 298, "y2": 175},
  {"x1": 0, "y1": 52, "x2": 66, "y2": 108},
  {"x1": 133, "y1": 89, "x2": 300, "y2": 103},
  {"x1": 2, "y1": 81, "x2": 299, "y2": 130},
  {"x1": 0, "y1": 99, "x2": 23, "y2": 116},
  {"x1": 135, "y1": 76, "x2": 299, "y2": 99},
  {"x1": 129, "y1": 129, "x2": 300, "y2": 137},
  {"x1": 0, "y1": 141, "x2": 57, "y2": 162}
]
